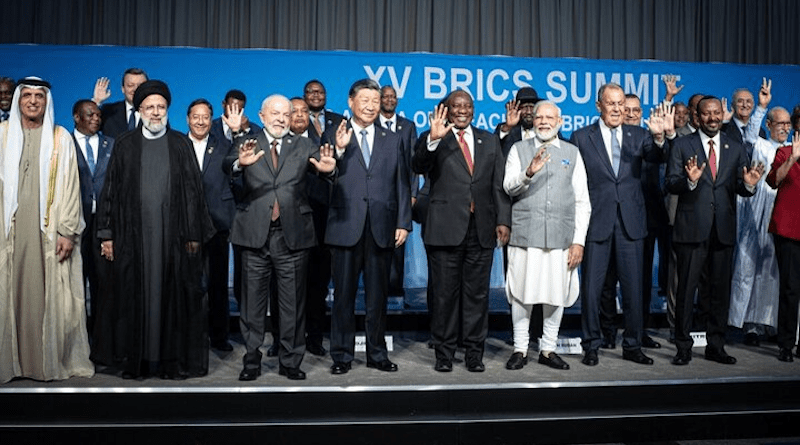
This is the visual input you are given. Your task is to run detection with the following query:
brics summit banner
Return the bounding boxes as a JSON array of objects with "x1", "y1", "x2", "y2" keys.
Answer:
[
  {"x1": 3, "y1": 44, "x2": 799, "y2": 137},
  {"x1": 4, "y1": 44, "x2": 799, "y2": 289}
]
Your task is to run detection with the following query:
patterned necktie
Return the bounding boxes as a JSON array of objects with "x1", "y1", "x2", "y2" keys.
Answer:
[
  {"x1": 611, "y1": 127, "x2": 621, "y2": 176},
  {"x1": 312, "y1": 112, "x2": 323, "y2": 135},
  {"x1": 270, "y1": 140, "x2": 280, "y2": 221},
  {"x1": 85, "y1": 135, "x2": 96, "y2": 174},
  {"x1": 457, "y1": 130, "x2": 474, "y2": 175},
  {"x1": 360, "y1": 129, "x2": 371, "y2": 167},
  {"x1": 128, "y1": 108, "x2": 136, "y2": 130},
  {"x1": 708, "y1": 139, "x2": 717, "y2": 180}
]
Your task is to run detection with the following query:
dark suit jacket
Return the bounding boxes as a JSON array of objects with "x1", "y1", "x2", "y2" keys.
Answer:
[
  {"x1": 666, "y1": 131, "x2": 754, "y2": 245},
  {"x1": 308, "y1": 110, "x2": 345, "y2": 142},
  {"x1": 569, "y1": 122, "x2": 666, "y2": 243},
  {"x1": 381, "y1": 114, "x2": 419, "y2": 198},
  {"x1": 412, "y1": 126, "x2": 511, "y2": 249},
  {"x1": 73, "y1": 132, "x2": 114, "y2": 224},
  {"x1": 211, "y1": 117, "x2": 261, "y2": 204},
  {"x1": 723, "y1": 120, "x2": 766, "y2": 158},
  {"x1": 225, "y1": 133, "x2": 321, "y2": 251},
  {"x1": 195, "y1": 132, "x2": 236, "y2": 233},
  {"x1": 324, "y1": 121, "x2": 412, "y2": 249},
  {"x1": 99, "y1": 101, "x2": 131, "y2": 139}
]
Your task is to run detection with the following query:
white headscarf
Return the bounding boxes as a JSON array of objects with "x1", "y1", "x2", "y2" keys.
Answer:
[{"x1": 1, "y1": 77, "x2": 56, "y2": 235}]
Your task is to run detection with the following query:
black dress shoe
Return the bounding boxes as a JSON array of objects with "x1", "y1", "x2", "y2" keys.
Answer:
[
  {"x1": 434, "y1": 358, "x2": 453, "y2": 372},
  {"x1": 779, "y1": 348, "x2": 794, "y2": 362},
  {"x1": 623, "y1": 349, "x2": 654, "y2": 365},
  {"x1": 582, "y1": 349, "x2": 599, "y2": 366},
  {"x1": 641, "y1": 335, "x2": 662, "y2": 349},
  {"x1": 671, "y1": 350, "x2": 692, "y2": 366},
  {"x1": 238, "y1": 367, "x2": 261, "y2": 381},
  {"x1": 367, "y1": 359, "x2": 398, "y2": 372},
  {"x1": 539, "y1": 352, "x2": 570, "y2": 370},
  {"x1": 705, "y1": 347, "x2": 737, "y2": 365},
  {"x1": 306, "y1": 342, "x2": 327, "y2": 357},
  {"x1": 743, "y1": 332, "x2": 760, "y2": 347},
  {"x1": 506, "y1": 352, "x2": 527, "y2": 370},
  {"x1": 796, "y1": 347, "x2": 800, "y2": 358},
  {"x1": 279, "y1": 365, "x2": 306, "y2": 380},
  {"x1": 211, "y1": 340, "x2": 234, "y2": 352},
  {"x1": 601, "y1": 335, "x2": 616, "y2": 349},
  {"x1": 466, "y1": 357, "x2": 485, "y2": 372},
  {"x1": 266, "y1": 343, "x2": 279, "y2": 357},
  {"x1": 330, "y1": 361, "x2": 351, "y2": 375}
]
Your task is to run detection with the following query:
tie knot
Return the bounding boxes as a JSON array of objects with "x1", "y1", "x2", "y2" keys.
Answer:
[
  {"x1": 360, "y1": 129, "x2": 368, "y2": 137},
  {"x1": 458, "y1": 130, "x2": 465, "y2": 137},
  {"x1": 271, "y1": 139, "x2": 279, "y2": 149},
  {"x1": 611, "y1": 127, "x2": 618, "y2": 135},
  {"x1": 708, "y1": 139, "x2": 715, "y2": 148}
]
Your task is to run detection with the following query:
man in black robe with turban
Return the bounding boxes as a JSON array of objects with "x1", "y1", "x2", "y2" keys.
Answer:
[{"x1": 93, "y1": 80, "x2": 215, "y2": 379}]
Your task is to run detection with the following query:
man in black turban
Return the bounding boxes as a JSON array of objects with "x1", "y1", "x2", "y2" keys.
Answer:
[{"x1": 92, "y1": 79, "x2": 216, "y2": 379}]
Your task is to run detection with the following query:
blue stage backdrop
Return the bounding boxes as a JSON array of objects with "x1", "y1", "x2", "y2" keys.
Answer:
[{"x1": 3, "y1": 44, "x2": 799, "y2": 289}]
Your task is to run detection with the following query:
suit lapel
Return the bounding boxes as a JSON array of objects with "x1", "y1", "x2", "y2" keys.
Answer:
[
  {"x1": 201, "y1": 137, "x2": 215, "y2": 173},
  {"x1": 588, "y1": 124, "x2": 614, "y2": 177},
  {"x1": 96, "y1": 136, "x2": 111, "y2": 179},
  {"x1": 472, "y1": 127, "x2": 484, "y2": 178},
  {"x1": 714, "y1": 134, "x2": 735, "y2": 184},
  {"x1": 446, "y1": 129, "x2": 472, "y2": 176}
]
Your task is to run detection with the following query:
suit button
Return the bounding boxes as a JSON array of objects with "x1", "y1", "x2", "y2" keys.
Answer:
[{"x1": 366, "y1": 175, "x2": 371, "y2": 179}]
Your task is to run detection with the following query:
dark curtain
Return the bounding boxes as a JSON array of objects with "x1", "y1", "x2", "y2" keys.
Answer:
[{"x1": 1, "y1": 0, "x2": 797, "y2": 64}]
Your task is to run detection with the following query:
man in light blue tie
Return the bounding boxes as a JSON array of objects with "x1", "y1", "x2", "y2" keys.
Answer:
[
  {"x1": 568, "y1": 83, "x2": 672, "y2": 367},
  {"x1": 71, "y1": 99, "x2": 114, "y2": 334},
  {"x1": 323, "y1": 79, "x2": 412, "y2": 375}
]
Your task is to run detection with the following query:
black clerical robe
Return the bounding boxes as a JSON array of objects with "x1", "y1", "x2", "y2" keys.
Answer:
[{"x1": 92, "y1": 129, "x2": 215, "y2": 379}]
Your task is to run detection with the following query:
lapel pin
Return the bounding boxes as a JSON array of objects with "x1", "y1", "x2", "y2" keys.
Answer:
[
  {"x1": 477, "y1": 139, "x2": 483, "y2": 145},
  {"x1": 207, "y1": 146, "x2": 214, "y2": 154},
  {"x1": 724, "y1": 144, "x2": 729, "y2": 149},
  {"x1": 627, "y1": 131, "x2": 632, "y2": 137}
]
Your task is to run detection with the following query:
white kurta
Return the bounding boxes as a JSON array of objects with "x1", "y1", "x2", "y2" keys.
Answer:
[
  {"x1": 503, "y1": 140, "x2": 591, "y2": 307},
  {"x1": 729, "y1": 136, "x2": 780, "y2": 328},
  {"x1": 0, "y1": 123, "x2": 93, "y2": 383}
]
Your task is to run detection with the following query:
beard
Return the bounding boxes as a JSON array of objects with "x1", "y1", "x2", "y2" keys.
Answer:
[
  {"x1": 266, "y1": 124, "x2": 290, "y2": 139},
  {"x1": 535, "y1": 126, "x2": 560, "y2": 142},
  {"x1": 143, "y1": 115, "x2": 168, "y2": 134}
]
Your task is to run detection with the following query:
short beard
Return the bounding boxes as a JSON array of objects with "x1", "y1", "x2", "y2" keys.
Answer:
[
  {"x1": 535, "y1": 126, "x2": 559, "y2": 142},
  {"x1": 267, "y1": 125, "x2": 290, "y2": 139},
  {"x1": 143, "y1": 115, "x2": 168, "y2": 134}
]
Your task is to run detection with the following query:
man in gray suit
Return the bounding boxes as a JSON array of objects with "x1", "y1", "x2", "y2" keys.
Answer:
[{"x1": 224, "y1": 95, "x2": 336, "y2": 381}]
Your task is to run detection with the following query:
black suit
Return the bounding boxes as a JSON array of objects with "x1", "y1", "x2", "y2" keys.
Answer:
[
  {"x1": 224, "y1": 132, "x2": 323, "y2": 370},
  {"x1": 193, "y1": 132, "x2": 237, "y2": 345},
  {"x1": 666, "y1": 131, "x2": 754, "y2": 353},
  {"x1": 412, "y1": 126, "x2": 511, "y2": 363},
  {"x1": 73, "y1": 131, "x2": 114, "y2": 334},
  {"x1": 308, "y1": 110, "x2": 344, "y2": 142},
  {"x1": 723, "y1": 119, "x2": 766, "y2": 158},
  {"x1": 99, "y1": 101, "x2": 135, "y2": 139},
  {"x1": 380, "y1": 114, "x2": 419, "y2": 296}
]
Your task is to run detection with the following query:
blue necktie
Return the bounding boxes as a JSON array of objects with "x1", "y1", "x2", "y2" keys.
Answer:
[
  {"x1": 85, "y1": 136, "x2": 96, "y2": 174},
  {"x1": 0, "y1": 110, "x2": 8, "y2": 122},
  {"x1": 611, "y1": 127, "x2": 621, "y2": 176},
  {"x1": 360, "y1": 129, "x2": 371, "y2": 167},
  {"x1": 127, "y1": 108, "x2": 136, "y2": 130},
  {"x1": 386, "y1": 121, "x2": 393, "y2": 131}
]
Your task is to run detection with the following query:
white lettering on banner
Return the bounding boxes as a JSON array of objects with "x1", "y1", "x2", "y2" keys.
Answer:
[
  {"x1": 547, "y1": 71, "x2": 674, "y2": 106},
  {"x1": 363, "y1": 65, "x2": 413, "y2": 97},
  {"x1": 561, "y1": 114, "x2": 600, "y2": 132},
  {"x1": 411, "y1": 110, "x2": 501, "y2": 132},
  {"x1": 423, "y1": 67, "x2": 533, "y2": 101}
]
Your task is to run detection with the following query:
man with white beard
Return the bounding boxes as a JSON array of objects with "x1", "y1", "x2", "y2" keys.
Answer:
[
  {"x1": 93, "y1": 80, "x2": 215, "y2": 379},
  {"x1": 503, "y1": 101, "x2": 591, "y2": 370}
]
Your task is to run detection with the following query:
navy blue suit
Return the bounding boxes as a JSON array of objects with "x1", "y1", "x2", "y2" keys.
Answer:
[
  {"x1": 99, "y1": 101, "x2": 134, "y2": 139},
  {"x1": 569, "y1": 122, "x2": 666, "y2": 353},
  {"x1": 666, "y1": 131, "x2": 754, "y2": 353},
  {"x1": 194, "y1": 132, "x2": 237, "y2": 345},
  {"x1": 324, "y1": 121, "x2": 412, "y2": 365},
  {"x1": 73, "y1": 131, "x2": 114, "y2": 333}
]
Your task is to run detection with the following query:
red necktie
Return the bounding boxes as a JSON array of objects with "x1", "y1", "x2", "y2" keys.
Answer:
[
  {"x1": 708, "y1": 139, "x2": 717, "y2": 180},
  {"x1": 457, "y1": 130, "x2": 474, "y2": 175},
  {"x1": 270, "y1": 140, "x2": 280, "y2": 221}
]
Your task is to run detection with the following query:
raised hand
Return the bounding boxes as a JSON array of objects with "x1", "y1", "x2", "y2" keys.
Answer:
[
  {"x1": 428, "y1": 103, "x2": 450, "y2": 141},
  {"x1": 310, "y1": 143, "x2": 337, "y2": 173},
  {"x1": 505, "y1": 100, "x2": 521, "y2": 128},
  {"x1": 334, "y1": 119, "x2": 353, "y2": 150},
  {"x1": 758, "y1": 77, "x2": 772, "y2": 109},
  {"x1": 743, "y1": 162, "x2": 765, "y2": 186},
  {"x1": 793, "y1": 135, "x2": 800, "y2": 162},
  {"x1": 663, "y1": 74, "x2": 684, "y2": 101},
  {"x1": 685, "y1": 155, "x2": 706, "y2": 183},
  {"x1": 721, "y1": 97, "x2": 733, "y2": 122},
  {"x1": 222, "y1": 102, "x2": 244, "y2": 133},
  {"x1": 238, "y1": 139, "x2": 265, "y2": 167},
  {"x1": 93, "y1": 77, "x2": 111, "y2": 104},
  {"x1": 526, "y1": 145, "x2": 551, "y2": 177}
]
